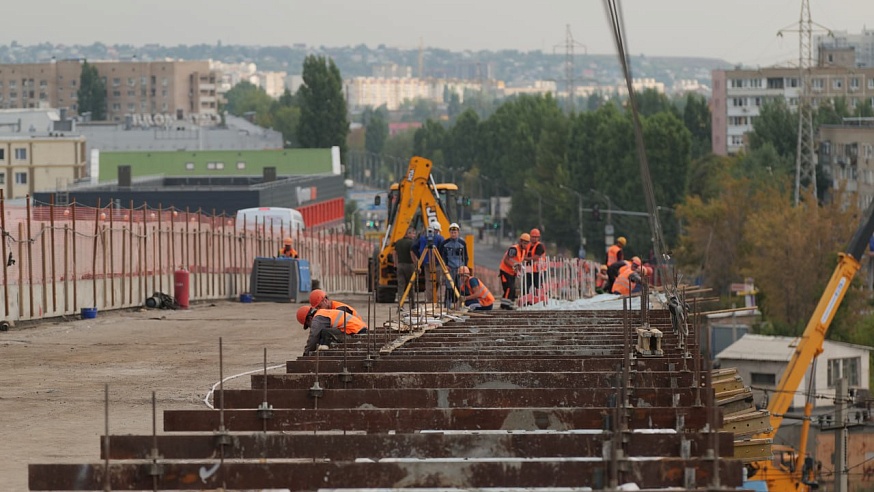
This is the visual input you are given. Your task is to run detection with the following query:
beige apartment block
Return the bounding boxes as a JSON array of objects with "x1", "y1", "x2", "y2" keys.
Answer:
[
  {"x1": 0, "y1": 136, "x2": 86, "y2": 199},
  {"x1": 712, "y1": 66, "x2": 874, "y2": 155},
  {"x1": 0, "y1": 60, "x2": 220, "y2": 125},
  {"x1": 818, "y1": 124, "x2": 874, "y2": 209}
]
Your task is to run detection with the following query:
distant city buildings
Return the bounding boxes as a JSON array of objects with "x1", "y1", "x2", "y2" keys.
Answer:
[
  {"x1": 0, "y1": 59, "x2": 220, "y2": 124},
  {"x1": 816, "y1": 29, "x2": 874, "y2": 68},
  {"x1": 817, "y1": 122, "x2": 874, "y2": 210},
  {"x1": 344, "y1": 76, "x2": 483, "y2": 111},
  {"x1": 210, "y1": 60, "x2": 288, "y2": 98}
]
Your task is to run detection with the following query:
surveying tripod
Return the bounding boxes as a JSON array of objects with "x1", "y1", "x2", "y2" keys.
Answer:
[{"x1": 398, "y1": 241, "x2": 460, "y2": 310}]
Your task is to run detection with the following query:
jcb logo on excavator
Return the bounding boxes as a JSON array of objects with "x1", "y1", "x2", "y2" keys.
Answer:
[
  {"x1": 407, "y1": 169, "x2": 415, "y2": 182},
  {"x1": 425, "y1": 206, "x2": 440, "y2": 230}
]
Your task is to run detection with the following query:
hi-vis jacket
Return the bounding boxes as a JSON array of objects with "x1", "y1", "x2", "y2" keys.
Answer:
[
  {"x1": 461, "y1": 277, "x2": 495, "y2": 307},
  {"x1": 500, "y1": 244, "x2": 524, "y2": 275},
  {"x1": 312, "y1": 308, "x2": 367, "y2": 334}
]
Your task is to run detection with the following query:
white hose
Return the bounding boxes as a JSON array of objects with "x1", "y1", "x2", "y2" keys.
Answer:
[{"x1": 202, "y1": 363, "x2": 285, "y2": 409}]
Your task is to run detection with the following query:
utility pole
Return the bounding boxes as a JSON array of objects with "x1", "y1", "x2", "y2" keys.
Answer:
[
  {"x1": 835, "y1": 377, "x2": 849, "y2": 492},
  {"x1": 779, "y1": 0, "x2": 830, "y2": 204}
]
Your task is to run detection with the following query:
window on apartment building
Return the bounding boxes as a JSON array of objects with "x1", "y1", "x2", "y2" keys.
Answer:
[
  {"x1": 851, "y1": 78, "x2": 861, "y2": 89},
  {"x1": 767, "y1": 78, "x2": 783, "y2": 89},
  {"x1": 14, "y1": 172, "x2": 26, "y2": 184},
  {"x1": 111, "y1": 103, "x2": 120, "y2": 111},
  {"x1": 237, "y1": 162, "x2": 246, "y2": 170},
  {"x1": 38, "y1": 80, "x2": 46, "y2": 88},
  {"x1": 787, "y1": 78, "x2": 799, "y2": 88},
  {"x1": 750, "y1": 373, "x2": 776, "y2": 386},
  {"x1": 821, "y1": 141, "x2": 831, "y2": 155},
  {"x1": 730, "y1": 135, "x2": 744, "y2": 146},
  {"x1": 126, "y1": 90, "x2": 135, "y2": 97},
  {"x1": 851, "y1": 98, "x2": 859, "y2": 108},
  {"x1": 141, "y1": 89, "x2": 147, "y2": 97},
  {"x1": 9, "y1": 91, "x2": 16, "y2": 99},
  {"x1": 69, "y1": 80, "x2": 76, "y2": 87},
  {"x1": 0, "y1": 173, "x2": 5, "y2": 185},
  {"x1": 732, "y1": 97, "x2": 745, "y2": 107},
  {"x1": 112, "y1": 90, "x2": 121, "y2": 97},
  {"x1": 812, "y1": 78, "x2": 824, "y2": 90},
  {"x1": 112, "y1": 77, "x2": 120, "y2": 87},
  {"x1": 8, "y1": 81, "x2": 16, "y2": 89},
  {"x1": 162, "y1": 78, "x2": 168, "y2": 87},
  {"x1": 185, "y1": 162, "x2": 195, "y2": 171},
  {"x1": 828, "y1": 357, "x2": 860, "y2": 387},
  {"x1": 750, "y1": 78, "x2": 762, "y2": 88},
  {"x1": 789, "y1": 97, "x2": 799, "y2": 106},
  {"x1": 833, "y1": 78, "x2": 844, "y2": 89},
  {"x1": 140, "y1": 77, "x2": 147, "y2": 86},
  {"x1": 127, "y1": 78, "x2": 135, "y2": 86},
  {"x1": 14, "y1": 148, "x2": 26, "y2": 160},
  {"x1": 127, "y1": 103, "x2": 135, "y2": 111}
]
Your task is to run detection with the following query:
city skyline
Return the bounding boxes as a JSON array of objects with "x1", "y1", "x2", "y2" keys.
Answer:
[{"x1": 6, "y1": 0, "x2": 873, "y2": 67}]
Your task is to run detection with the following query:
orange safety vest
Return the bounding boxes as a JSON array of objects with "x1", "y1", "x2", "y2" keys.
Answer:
[
  {"x1": 606, "y1": 244, "x2": 622, "y2": 266},
  {"x1": 278, "y1": 246, "x2": 299, "y2": 259},
  {"x1": 462, "y1": 277, "x2": 495, "y2": 307},
  {"x1": 612, "y1": 264, "x2": 636, "y2": 296},
  {"x1": 315, "y1": 308, "x2": 367, "y2": 334},
  {"x1": 500, "y1": 244, "x2": 524, "y2": 275},
  {"x1": 329, "y1": 300, "x2": 360, "y2": 319},
  {"x1": 525, "y1": 241, "x2": 546, "y2": 273}
]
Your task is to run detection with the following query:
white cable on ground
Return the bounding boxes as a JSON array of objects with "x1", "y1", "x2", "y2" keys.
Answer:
[{"x1": 202, "y1": 363, "x2": 285, "y2": 409}]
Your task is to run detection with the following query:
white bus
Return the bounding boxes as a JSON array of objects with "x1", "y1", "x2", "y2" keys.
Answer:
[{"x1": 235, "y1": 207, "x2": 306, "y2": 233}]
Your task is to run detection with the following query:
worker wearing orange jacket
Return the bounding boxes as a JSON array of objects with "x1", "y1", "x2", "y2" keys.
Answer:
[
  {"x1": 606, "y1": 236, "x2": 626, "y2": 266},
  {"x1": 296, "y1": 306, "x2": 368, "y2": 355},
  {"x1": 499, "y1": 233, "x2": 529, "y2": 310},
  {"x1": 278, "y1": 237, "x2": 299, "y2": 259},
  {"x1": 309, "y1": 289, "x2": 360, "y2": 319},
  {"x1": 524, "y1": 228, "x2": 546, "y2": 295},
  {"x1": 458, "y1": 266, "x2": 494, "y2": 311},
  {"x1": 611, "y1": 256, "x2": 642, "y2": 296}
]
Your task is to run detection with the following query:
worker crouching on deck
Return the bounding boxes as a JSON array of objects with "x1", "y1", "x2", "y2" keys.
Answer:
[
  {"x1": 309, "y1": 289, "x2": 360, "y2": 318},
  {"x1": 296, "y1": 305, "x2": 368, "y2": 355},
  {"x1": 458, "y1": 266, "x2": 494, "y2": 311}
]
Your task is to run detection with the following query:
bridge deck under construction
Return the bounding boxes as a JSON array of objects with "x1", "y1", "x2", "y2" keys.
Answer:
[{"x1": 28, "y1": 301, "x2": 757, "y2": 491}]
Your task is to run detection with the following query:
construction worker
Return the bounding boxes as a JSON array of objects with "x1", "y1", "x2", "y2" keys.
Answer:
[
  {"x1": 606, "y1": 236, "x2": 626, "y2": 266},
  {"x1": 611, "y1": 256, "x2": 642, "y2": 296},
  {"x1": 415, "y1": 223, "x2": 445, "y2": 303},
  {"x1": 524, "y1": 228, "x2": 546, "y2": 301},
  {"x1": 604, "y1": 256, "x2": 630, "y2": 294},
  {"x1": 498, "y1": 233, "x2": 529, "y2": 310},
  {"x1": 595, "y1": 264, "x2": 609, "y2": 294},
  {"x1": 278, "y1": 237, "x2": 299, "y2": 259},
  {"x1": 296, "y1": 305, "x2": 368, "y2": 355},
  {"x1": 439, "y1": 222, "x2": 469, "y2": 308},
  {"x1": 309, "y1": 289, "x2": 360, "y2": 319},
  {"x1": 393, "y1": 227, "x2": 418, "y2": 306},
  {"x1": 458, "y1": 266, "x2": 494, "y2": 311}
]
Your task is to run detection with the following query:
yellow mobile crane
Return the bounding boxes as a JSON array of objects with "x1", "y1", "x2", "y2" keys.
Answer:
[
  {"x1": 367, "y1": 156, "x2": 471, "y2": 303},
  {"x1": 745, "y1": 204, "x2": 874, "y2": 492}
]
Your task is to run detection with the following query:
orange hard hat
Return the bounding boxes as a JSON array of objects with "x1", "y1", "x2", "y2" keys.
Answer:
[
  {"x1": 309, "y1": 289, "x2": 327, "y2": 307},
  {"x1": 617, "y1": 237, "x2": 627, "y2": 246},
  {"x1": 520, "y1": 233, "x2": 531, "y2": 242},
  {"x1": 643, "y1": 265, "x2": 653, "y2": 276},
  {"x1": 632, "y1": 256, "x2": 642, "y2": 267},
  {"x1": 296, "y1": 305, "x2": 314, "y2": 326},
  {"x1": 530, "y1": 228, "x2": 541, "y2": 237},
  {"x1": 458, "y1": 266, "x2": 471, "y2": 276},
  {"x1": 283, "y1": 237, "x2": 293, "y2": 246}
]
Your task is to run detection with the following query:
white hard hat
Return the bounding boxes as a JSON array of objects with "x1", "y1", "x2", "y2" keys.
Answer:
[
  {"x1": 433, "y1": 223, "x2": 442, "y2": 231},
  {"x1": 449, "y1": 222, "x2": 460, "y2": 230}
]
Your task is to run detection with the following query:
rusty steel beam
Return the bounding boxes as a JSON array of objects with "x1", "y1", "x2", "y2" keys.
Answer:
[
  {"x1": 215, "y1": 387, "x2": 705, "y2": 409},
  {"x1": 253, "y1": 370, "x2": 696, "y2": 390},
  {"x1": 29, "y1": 459, "x2": 744, "y2": 490},
  {"x1": 102, "y1": 431, "x2": 736, "y2": 460},
  {"x1": 164, "y1": 407, "x2": 720, "y2": 432},
  {"x1": 285, "y1": 357, "x2": 694, "y2": 373}
]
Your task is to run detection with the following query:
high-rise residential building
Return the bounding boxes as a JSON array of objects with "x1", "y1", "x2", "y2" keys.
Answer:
[
  {"x1": 816, "y1": 29, "x2": 874, "y2": 68},
  {"x1": 818, "y1": 122, "x2": 874, "y2": 209},
  {"x1": 344, "y1": 77, "x2": 483, "y2": 111},
  {"x1": 0, "y1": 59, "x2": 220, "y2": 124},
  {"x1": 711, "y1": 64, "x2": 874, "y2": 155}
]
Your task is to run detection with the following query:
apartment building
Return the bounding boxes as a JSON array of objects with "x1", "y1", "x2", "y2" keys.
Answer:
[
  {"x1": 818, "y1": 123, "x2": 874, "y2": 209},
  {"x1": 0, "y1": 59, "x2": 220, "y2": 124},
  {"x1": 712, "y1": 61, "x2": 874, "y2": 155},
  {"x1": 344, "y1": 76, "x2": 483, "y2": 111},
  {"x1": 817, "y1": 29, "x2": 874, "y2": 68},
  {"x1": 0, "y1": 135, "x2": 87, "y2": 199}
]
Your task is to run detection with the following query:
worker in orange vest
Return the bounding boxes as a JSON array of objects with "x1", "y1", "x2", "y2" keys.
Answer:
[
  {"x1": 525, "y1": 228, "x2": 546, "y2": 300},
  {"x1": 595, "y1": 264, "x2": 609, "y2": 294},
  {"x1": 458, "y1": 266, "x2": 495, "y2": 311},
  {"x1": 611, "y1": 256, "x2": 642, "y2": 296},
  {"x1": 309, "y1": 289, "x2": 360, "y2": 318},
  {"x1": 606, "y1": 236, "x2": 626, "y2": 266},
  {"x1": 278, "y1": 237, "x2": 299, "y2": 258},
  {"x1": 498, "y1": 233, "x2": 529, "y2": 310},
  {"x1": 296, "y1": 305, "x2": 368, "y2": 355}
]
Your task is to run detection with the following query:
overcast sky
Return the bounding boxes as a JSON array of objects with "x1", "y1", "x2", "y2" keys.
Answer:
[{"x1": 9, "y1": 0, "x2": 873, "y2": 66}]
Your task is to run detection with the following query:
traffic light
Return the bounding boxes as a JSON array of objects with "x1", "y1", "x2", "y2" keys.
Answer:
[{"x1": 592, "y1": 204, "x2": 601, "y2": 222}]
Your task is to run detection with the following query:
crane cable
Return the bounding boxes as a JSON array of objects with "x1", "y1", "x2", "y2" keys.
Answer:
[{"x1": 603, "y1": 0, "x2": 686, "y2": 331}]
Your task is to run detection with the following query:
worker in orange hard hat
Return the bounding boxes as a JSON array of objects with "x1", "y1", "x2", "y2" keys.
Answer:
[
  {"x1": 296, "y1": 304, "x2": 368, "y2": 355},
  {"x1": 278, "y1": 237, "x2": 299, "y2": 259},
  {"x1": 524, "y1": 228, "x2": 546, "y2": 302},
  {"x1": 606, "y1": 236, "x2": 626, "y2": 266},
  {"x1": 309, "y1": 289, "x2": 359, "y2": 319},
  {"x1": 611, "y1": 256, "x2": 642, "y2": 296},
  {"x1": 498, "y1": 233, "x2": 529, "y2": 310},
  {"x1": 458, "y1": 266, "x2": 494, "y2": 311}
]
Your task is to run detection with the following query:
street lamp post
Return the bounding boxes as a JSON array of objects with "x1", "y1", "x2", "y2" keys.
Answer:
[{"x1": 560, "y1": 185, "x2": 585, "y2": 258}]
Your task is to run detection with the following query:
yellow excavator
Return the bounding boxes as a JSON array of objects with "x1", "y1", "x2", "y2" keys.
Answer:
[
  {"x1": 745, "y1": 203, "x2": 874, "y2": 492},
  {"x1": 367, "y1": 156, "x2": 471, "y2": 303}
]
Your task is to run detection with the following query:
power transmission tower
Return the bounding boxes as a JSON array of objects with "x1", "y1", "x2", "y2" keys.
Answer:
[
  {"x1": 779, "y1": 0, "x2": 830, "y2": 204},
  {"x1": 553, "y1": 25, "x2": 587, "y2": 113},
  {"x1": 418, "y1": 37, "x2": 424, "y2": 79}
]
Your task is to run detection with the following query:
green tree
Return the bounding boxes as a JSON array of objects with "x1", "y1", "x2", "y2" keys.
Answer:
[
  {"x1": 412, "y1": 120, "x2": 448, "y2": 169},
  {"x1": 77, "y1": 60, "x2": 106, "y2": 120},
  {"x1": 223, "y1": 81, "x2": 273, "y2": 117},
  {"x1": 364, "y1": 108, "x2": 389, "y2": 155},
  {"x1": 446, "y1": 109, "x2": 480, "y2": 172},
  {"x1": 683, "y1": 93, "x2": 712, "y2": 160},
  {"x1": 749, "y1": 98, "x2": 797, "y2": 163},
  {"x1": 297, "y1": 55, "x2": 349, "y2": 155},
  {"x1": 635, "y1": 88, "x2": 678, "y2": 117}
]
